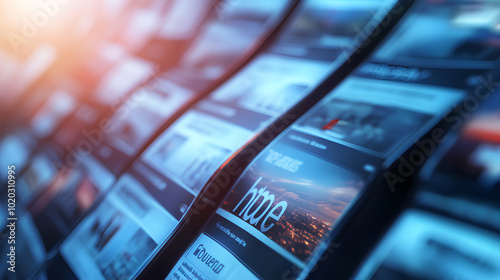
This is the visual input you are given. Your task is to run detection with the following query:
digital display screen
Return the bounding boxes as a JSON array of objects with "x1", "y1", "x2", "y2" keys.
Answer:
[
  {"x1": 270, "y1": 0, "x2": 390, "y2": 60},
  {"x1": 166, "y1": 132, "x2": 367, "y2": 279},
  {"x1": 55, "y1": 0, "x2": 397, "y2": 278},
  {"x1": 143, "y1": 0, "x2": 392, "y2": 207},
  {"x1": 95, "y1": 79, "x2": 195, "y2": 173},
  {"x1": 353, "y1": 210, "x2": 500, "y2": 280},
  {"x1": 357, "y1": 0, "x2": 500, "y2": 92},
  {"x1": 143, "y1": 110, "x2": 250, "y2": 194},
  {"x1": 374, "y1": 1, "x2": 500, "y2": 66},
  {"x1": 2, "y1": 0, "x2": 499, "y2": 279},
  {"x1": 220, "y1": 143, "x2": 363, "y2": 262},
  {"x1": 165, "y1": 79, "x2": 462, "y2": 278},
  {"x1": 61, "y1": 174, "x2": 182, "y2": 280},
  {"x1": 162, "y1": 74, "x2": 466, "y2": 280},
  {"x1": 210, "y1": 54, "x2": 328, "y2": 116},
  {"x1": 105, "y1": 87, "x2": 189, "y2": 156},
  {"x1": 95, "y1": 0, "x2": 291, "y2": 174},
  {"x1": 164, "y1": 0, "x2": 499, "y2": 279},
  {"x1": 294, "y1": 77, "x2": 463, "y2": 157},
  {"x1": 17, "y1": 2, "x2": 298, "y2": 274}
]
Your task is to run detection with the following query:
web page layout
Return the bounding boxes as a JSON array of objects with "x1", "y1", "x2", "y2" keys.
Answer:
[
  {"x1": 103, "y1": 80, "x2": 195, "y2": 158},
  {"x1": 292, "y1": 76, "x2": 464, "y2": 158},
  {"x1": 164, "y1": 75, "x2": 466, "y2": 280},
  {"x1": 57, "y1": 47, "x2": 332, "y2": 280},
  {"x1": 61, "y1": 174, "x2": 182, "y2": 280},
  {"x1": 168, "y1": 140, "x2": 367, "y2": 280}
]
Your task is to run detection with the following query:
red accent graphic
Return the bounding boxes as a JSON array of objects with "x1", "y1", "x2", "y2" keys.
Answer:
[{"x1": 322, "y1": 119, "x2": 340, "y2": 130}]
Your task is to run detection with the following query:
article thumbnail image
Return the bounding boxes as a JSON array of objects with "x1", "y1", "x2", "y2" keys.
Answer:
[{"x1": 75, "y1": 202, "x2": 157, "y2": 280}]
